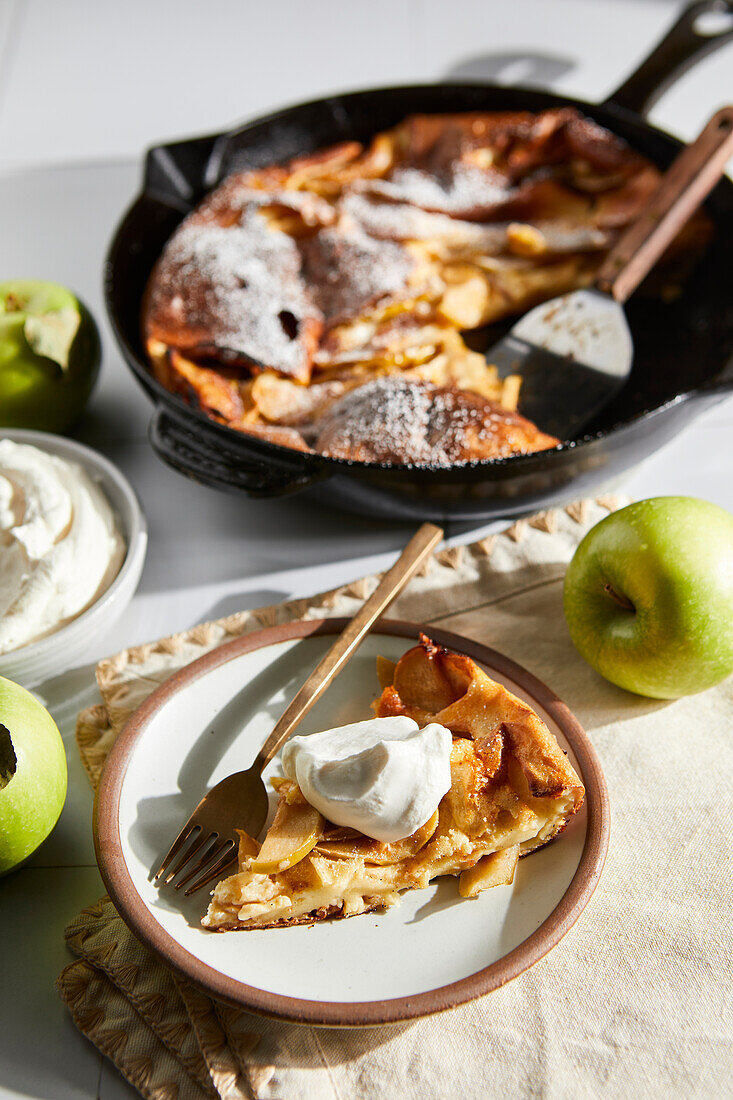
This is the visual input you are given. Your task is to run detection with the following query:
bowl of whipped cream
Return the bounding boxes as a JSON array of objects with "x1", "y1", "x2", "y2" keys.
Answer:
[{"x1": 0, "y1": 430, "x2": 147, "y2": 684}]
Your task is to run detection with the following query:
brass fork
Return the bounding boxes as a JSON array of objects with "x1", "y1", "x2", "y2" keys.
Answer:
[{"x1": 153, "y1": 522, "x2": 443, "y2": 896}]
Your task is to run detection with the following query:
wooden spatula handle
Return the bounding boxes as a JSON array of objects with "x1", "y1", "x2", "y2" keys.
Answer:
[
  {"x1": 253, "y1": 522, "x2": 443, "y2": 771},
  {"x1": 595, "y1": 106, "x2": 733, "y2": 303}
]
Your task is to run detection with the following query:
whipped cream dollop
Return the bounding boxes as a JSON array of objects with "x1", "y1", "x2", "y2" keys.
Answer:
[
  {"x1": 0, "y1": 440, "x2": 125, "y2": 654},
  {"x1": 281, "y1": 715, "x2": 453, "y2": 842}
]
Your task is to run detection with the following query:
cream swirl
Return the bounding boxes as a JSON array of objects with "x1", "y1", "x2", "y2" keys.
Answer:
[
  {"x1": 281, "y1": 715, "x2": 452, "y2": 842},
  {"x1": 0, "y1": 440, "x2": 125, "y2": 654}
]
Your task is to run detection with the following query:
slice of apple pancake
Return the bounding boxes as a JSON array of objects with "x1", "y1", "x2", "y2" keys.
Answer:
[{"x1": 202, "y1": 636, "x2": 584, "y2": 931}]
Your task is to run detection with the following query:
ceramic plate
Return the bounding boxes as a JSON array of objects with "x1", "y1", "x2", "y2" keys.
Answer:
[{"x1": 95, "y1": 619, "x2": 609, "y2": 1026}]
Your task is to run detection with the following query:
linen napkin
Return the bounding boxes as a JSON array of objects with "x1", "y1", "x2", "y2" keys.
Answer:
[{"x1": 58, "y1": 495, "x2": 733, "y2": 1099}]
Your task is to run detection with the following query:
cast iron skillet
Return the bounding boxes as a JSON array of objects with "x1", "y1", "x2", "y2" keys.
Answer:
[{"x1": 105, "y1": 1, "x2": 733, "y2": 520}]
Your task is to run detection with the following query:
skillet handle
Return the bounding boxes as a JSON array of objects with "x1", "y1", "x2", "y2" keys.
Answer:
[
  {"x1": 605, "y1": 1, "x2": 733, "y2": 117},
  {"x1": 149, "y1": 406, "x2": 328, "y2": 499}
]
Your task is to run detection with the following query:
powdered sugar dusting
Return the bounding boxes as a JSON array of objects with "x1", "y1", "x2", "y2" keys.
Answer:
[
  {"x1": 362, "y1": 164, "x2": 511, "y2": 219},
  {"x1": 341, "y1": 192, "x2": 610, "y2": 255},
  {"x1": 341, "y1": 191, "x2": 506, "y2": 249},
  {"x1": 194, "y1": 179, "x2": 336, "y2": 228},
  {"x1": 301, "y1": 221, "x2": 419, "y2": 326},
  {"x1": 313, "y1": 377, "x2": 433, "y2": 460},
  {"x1": 148, "y1": 207, "x2": 321, "y2": 376},
  {"x1": 313, "y1": 376, "x2": 557, "y2": 464}
]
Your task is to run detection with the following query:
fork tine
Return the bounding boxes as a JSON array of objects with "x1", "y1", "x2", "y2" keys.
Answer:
[
  {"x1": 154, "y1": 823, "x2": 201, "y2": 882},
  {"x1": 160, "y1": 827, "x2": 215, "y2": 886},
  {"x1": 172, "y1": 837, "x2": 232, "y2": 892},
  {"x1": 183, "y1": 841, "x2": 238, "y2": 897}
]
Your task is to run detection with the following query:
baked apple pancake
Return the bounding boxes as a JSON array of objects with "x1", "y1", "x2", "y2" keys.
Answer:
[
  {"x1": 203, "y1": 637, "x2": 584, "y2": 931},
  {"x1": 144, "y1": 107, "x2": 705, "y2": 466}
]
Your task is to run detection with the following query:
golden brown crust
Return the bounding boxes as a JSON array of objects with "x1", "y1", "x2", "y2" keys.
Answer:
[{"x1": 208, "y1": 902, "x2": 354, "y2": 932}]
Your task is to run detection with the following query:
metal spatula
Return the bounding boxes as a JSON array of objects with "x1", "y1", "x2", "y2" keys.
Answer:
[{"x1": 486, "y1": 106, "x2": 733, "y2": 441}]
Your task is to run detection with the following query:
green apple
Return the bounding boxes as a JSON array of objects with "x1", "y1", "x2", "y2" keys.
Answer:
[
  {"x1": 563, "y1": 497, "x2": 733, "y2": 699},
  {"x1": 0, "y1": 676, "x2": 67, "y2": 875},
  {"x1": 0, "y1": 279, "x2": 101, "y2": 433}
]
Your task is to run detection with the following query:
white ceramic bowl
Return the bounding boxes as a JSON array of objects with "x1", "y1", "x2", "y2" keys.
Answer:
[{"x1": 0, "y1": 429, "x2": 147, "y2": 686}]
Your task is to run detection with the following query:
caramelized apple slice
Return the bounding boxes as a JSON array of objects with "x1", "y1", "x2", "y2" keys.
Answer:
[
  {"x1": 250, "y1": 799, "x2": 324, "y2": 874},
  {"x1": 437, "y1": 265, "x2": 493, "y2": 328},
  {"x1": 236, "y1": 828, "x2": 260, "y2": 866},
  {"x1": 376, "y1": 655, "x2": 397, "y2": 690},
  {"x1": 459, "y1": 844, "x2": 519, "y2": 897},
  {"x1": 392, "y1": 642, "x2": 458, "y2": 712},
  {"x1": 315, "y1": 808, "x2": 439, "y2": 864},
  {"x1": 321, "y1": 824, "x2": 363, "y2": 842},
  {"x1": 372, "y1": 684, "x2": 433, "y2": 726}
]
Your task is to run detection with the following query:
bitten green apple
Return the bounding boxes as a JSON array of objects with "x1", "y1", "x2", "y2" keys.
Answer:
[
  {"x1": 563, "y1": 497, "x2": 733, "y2": 699},
  {"x1": 0, "y1": 676, "x2": 67, "y2": 874},
  {"x1": 0, "y1": 279, "x2": 101, "y2": 432}
]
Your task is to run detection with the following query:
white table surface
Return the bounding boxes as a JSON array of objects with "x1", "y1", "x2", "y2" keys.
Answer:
[{"x1": 0, "y1": 1, "x2": 731, "y2": 1097}]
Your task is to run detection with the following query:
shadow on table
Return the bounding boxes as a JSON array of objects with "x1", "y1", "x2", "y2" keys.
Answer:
[
  {"x1": 197, "y1": 588, "x2": 291, "y2": 626},
  {"x1": 35, "y1": 660, "x2": 103, "y2": 735},
  {"x1": 443, "y1": 49, "x2": 575, "y2": 87}
]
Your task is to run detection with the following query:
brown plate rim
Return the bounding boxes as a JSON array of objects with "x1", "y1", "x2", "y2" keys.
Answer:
[{"x1": 94, "y1": 617, "x2": 610, "y2": 1027}]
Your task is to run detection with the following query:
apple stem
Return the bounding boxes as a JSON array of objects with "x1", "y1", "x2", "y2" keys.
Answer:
[{"x1": 604, "y1": 583, "x2": 635, "y2": 612}]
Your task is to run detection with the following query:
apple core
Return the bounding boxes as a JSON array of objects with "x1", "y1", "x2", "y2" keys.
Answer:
[{"x1": 0, "y1": 677, "x2": 67, "y2": 875}]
